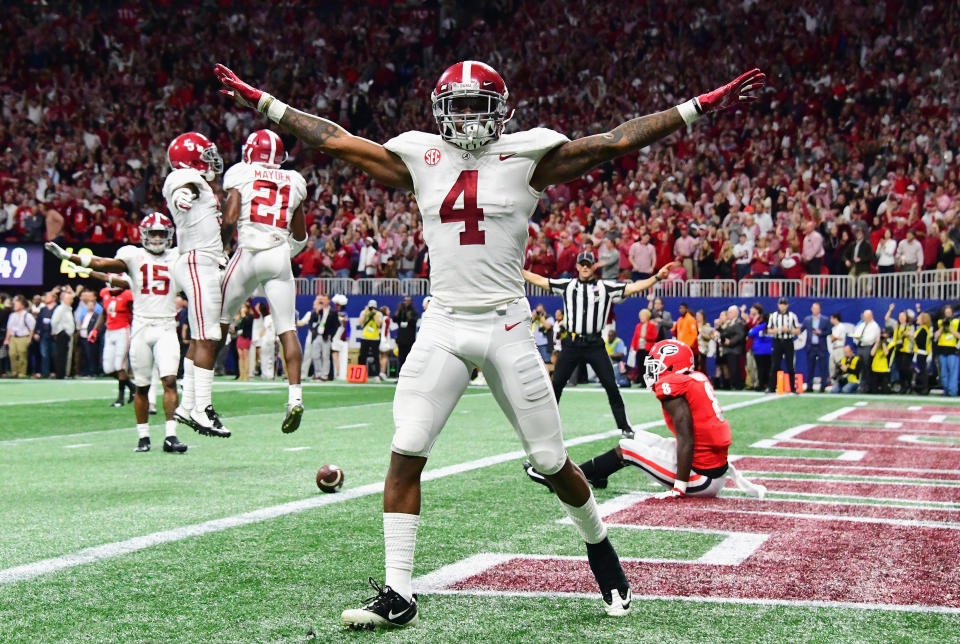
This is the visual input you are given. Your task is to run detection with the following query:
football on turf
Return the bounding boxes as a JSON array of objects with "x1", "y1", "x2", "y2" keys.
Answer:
[{"x1": 316, "y1": 464, "x2": 344, "y2": 493}]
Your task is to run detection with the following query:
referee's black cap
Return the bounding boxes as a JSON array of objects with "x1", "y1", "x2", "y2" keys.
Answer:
[
  {"x1": 778, "y1": 296, "x2": 789, "y2": 305},
  {"x1": 576, "y1": 251, "x2": 596, "y2": 265}
]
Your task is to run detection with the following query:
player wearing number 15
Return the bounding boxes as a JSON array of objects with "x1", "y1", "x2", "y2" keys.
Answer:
[
  {"x1": 219, "y1": 129, "x2": 309, "y2": 433},
  {"x1": 44, "y1": 213, "x2": 187, "y2": 453},
  {"x1": 215, "y1": 59, "x2": 765, "y2": 629}
]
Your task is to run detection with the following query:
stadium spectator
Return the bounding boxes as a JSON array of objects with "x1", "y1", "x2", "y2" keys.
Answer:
[
  {"x1": 74, "y1": 289, "x2": 102, "y2": 377},
  {"x1": 630, "y1": 309, "x2": 658, "y2": 386},
  {"x1": 695, "y1": 309, "x2": 715, "y2": 375},
  {"x1": 671, "y1": 302, "x2": 698, "y2": 352},
  {"x1": 828, "y1": 313, "x2": 853, "y2": 381},
  {"x1": 896, "y1": 230, "x2": 924, "y2": 273},
  {"x1": 935, "y1": 305, "x2": 960, "y2": 397},
  {"x1": 4, "y1": 295, "x2": 35, "y2": 378},
  {"x1": 604, "y1": 326, "x2": 630, "y2": 388},
  {"x1": 648, "y1": 296, "x2": 672, "y2": 340},
  {"x1": 851, "y1": 310, "x2": 882, "y2": 393},
  {"x1": 51, "y1": 288, "x2": 75, "y2": 379},
  {"x1": 743, "y1": 304, "x2": 764, "y2": 389},
  {"x1": 718, "y1": 305, "x2": 746, "y2": 390},
  {"x1": 875, "y1": 229, "x2": 897, "y2": 274},
  {"x1": 34, "y1": 290, "x2": 56, "y2": 378},
  {"x1": 916, "y1": 312, "x2": 934, "y2": 394},
  {"x1": 395, "y1": 297, "x2": 418, "y2": 372},
  {"x1": 0, "y1": 292, "x2": 11, "y2": 375},
  {"x1": 379, "y1": 305, "x2": 395, "y2": 378},
  {"x1": 747, "y1": 310, "x2": 772, "y2": 392},
  {"x1": 830, "y1": 346, "x2": 862, "y2": 394},
  {"x1": 358, "y1": 300, "x2": 383, "y2": 381},
  {"x1": 802, "y1": 302, "x2": 829, "y2": 393}
]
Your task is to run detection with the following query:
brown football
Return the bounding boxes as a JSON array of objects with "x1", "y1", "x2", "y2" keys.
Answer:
[{"x1": 316, "y1": 464, "x2": 344, "y2": 493}]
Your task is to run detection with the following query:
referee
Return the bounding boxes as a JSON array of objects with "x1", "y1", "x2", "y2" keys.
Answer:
[
  {"x1": 523, "y1": 251, "x2": 671, "y2": 437},
  {"x1": 765, "y1": 296, "x2": 802, "y2": 394}
]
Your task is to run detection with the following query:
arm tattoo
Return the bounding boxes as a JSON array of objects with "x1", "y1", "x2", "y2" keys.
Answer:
[{"x1": 279, "y1": 108, "x2": 346, "y2": 150}]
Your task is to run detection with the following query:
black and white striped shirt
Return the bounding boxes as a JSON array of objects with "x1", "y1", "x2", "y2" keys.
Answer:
[
  {"x1": 767, "y1": 310, "x2": 801, "y2": 340},
  {"x1": 548, "y1": 278, "x2": 626, "y2": 336}
]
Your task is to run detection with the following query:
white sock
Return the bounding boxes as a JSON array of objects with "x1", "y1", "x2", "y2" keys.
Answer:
[
  {"x1": 137, "y1": 423, "x2": 150, "y2": 439},
  {"x1": 194, "y1": 366, "x2": 214, "y2": 410},
  {"x1": 561, "y1": 493, "x2": 608, "y2": 544},
  {"x1": 288, "y1": 383, "x2": 302, "y2": 406},
  {"x1": 383, "y1": 512, "x2": 419, "y2": 601},
  {"x1": 181, "y1": 358, "x2": 195, "y2": 410},
  {"x1": 165, "y1": 419, "x2": 178, "y2": 438}
]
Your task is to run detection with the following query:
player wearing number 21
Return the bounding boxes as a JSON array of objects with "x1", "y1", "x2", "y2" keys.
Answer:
[
  {"x1": 216, "y1": 59, "x2": 765, "y2": 629},
  {"x1": 45, "y1": 214, "x2": 188, "y2": 453},
  {"x1": 218, "y1": 129, "x2": 309, "y2": 433}
]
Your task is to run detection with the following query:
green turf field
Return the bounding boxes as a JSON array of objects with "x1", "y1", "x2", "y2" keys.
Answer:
[{"x1": 1, "y1": 379, "x2": 959, "y2": 642}]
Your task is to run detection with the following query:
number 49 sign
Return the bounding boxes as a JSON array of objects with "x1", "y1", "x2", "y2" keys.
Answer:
[{"x1": 0, "y1": 245, "x2": 43, "y2": 286}]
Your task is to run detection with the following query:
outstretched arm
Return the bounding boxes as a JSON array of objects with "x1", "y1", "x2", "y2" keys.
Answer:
[
  {"x1": 531, "y1": 69, "x2": 765, "y2": 191},
  {"x1": 44, "y1": 242, "x2": 126, "y2": 273},
  {"x1": 522, "y1": 269, "x2": 550, "y2": 290},
  {"x1": 215, "y1": 65, "x2": 413, "y2": 191},
  {"x1": 623, "y1": 263, "x2": 673, "y2": 297}
]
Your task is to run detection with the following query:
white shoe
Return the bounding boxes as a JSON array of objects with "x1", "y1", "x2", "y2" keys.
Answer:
[
  {"x1": 189, "y1": 405, "x2": 231, "y2": 438},
  {"x1": 602, "y1": 587, "x2": 632, "y2": 617},
  {"x1": 729, "y1": 463, "x2": 766, "y2": 499}
]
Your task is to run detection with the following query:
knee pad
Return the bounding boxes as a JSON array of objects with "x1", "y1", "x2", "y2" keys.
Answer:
[{"x1": 527, "y1": 444, "x2": 567, "y2": 476}]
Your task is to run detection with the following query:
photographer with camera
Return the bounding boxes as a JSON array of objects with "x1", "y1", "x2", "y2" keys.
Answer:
[
  {"x1": 531, "y1": 304, "x2": 553, "y2": 363},
  {"x1": 359, "y1": 299, "x2": 384, "y2": 381},
  {"x1": 934, "y1": 305, "x2": 960, "y2": 396},
  {"x1": 830, "y1": 345, "x2": 862, "y2": 394},
  {"x1": 395, "y1": 297, "x2": 419, "y2": 371}
]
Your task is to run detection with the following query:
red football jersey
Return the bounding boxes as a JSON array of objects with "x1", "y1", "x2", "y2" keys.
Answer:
[
  {"x1": 100, "y1": 287, "x2": 133, "y2": 330},
  {"x1": 653, "y1": 370, "x2": 731, "y2": 470}
]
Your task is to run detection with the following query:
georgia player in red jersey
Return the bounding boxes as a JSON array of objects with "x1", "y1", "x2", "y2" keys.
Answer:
[
  {"x1": 95, "y1": 281, "x2": 135, "y2": 408},
  {"x1": 216, "y1": 60, "x2": 764, "y2": 628},
  {"x1": 527, "y1": 339, "x2": 767, "y2": 499}
]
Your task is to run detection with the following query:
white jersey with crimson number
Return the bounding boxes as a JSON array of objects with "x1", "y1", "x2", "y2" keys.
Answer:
[
  {"x1": 222, "y1": 162, "x2": 307, "y2": 251},
  {"x1": 114, "y1": 245, "x2": 179, "y2": 326},
  {"x1": 383, "y1": 128, "x2": 568, "y2": 309},
  {"x1": 162, "y1": 167, "x2": 224, "y2": 258}
]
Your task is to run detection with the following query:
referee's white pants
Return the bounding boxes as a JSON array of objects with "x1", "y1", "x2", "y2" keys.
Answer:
[{"x1": 391, "y1": 298, "x2": 567, "y2": 475}]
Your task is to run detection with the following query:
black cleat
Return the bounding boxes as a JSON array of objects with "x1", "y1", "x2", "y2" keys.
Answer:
[
  {"x1": 282, "y1": 403, "x2": 304, "y2": 434},
  {"x1": 523, "y1": 460, "x2": 555, "y2": 492},
  {"x1": 602, "y1": 586, "x2": 633, "y2": 617},
  {"x1": 111, "y1": 399, "x2": 124, "y2": 408},
  {"x1": 341, "y1": 578, "x2": 418, "y2": 630},
  {"x1": 620, "y1": 427, "x2": 635, "y2": 440},
  {"x1": 588, "y1": 476, "x2": 609, "y2": 490},
  {"x1": 148, "y1": 405, "x2": 158, "y2": 415},
  {"x1": 127, "y1": 392, "x2": 134, "y2": 404},
  {"x1": 189, "y1": 405, "x2": 231, "y2": 438},
  {"x1": 163, "y1": 436, "x2": 188, "y2": 453},
  {"x1": 174, "y1": 406, "x2": 201, "y2": 431},
  {"x1": 134, "y1": 437, "x2": 150, "y2": 452}
]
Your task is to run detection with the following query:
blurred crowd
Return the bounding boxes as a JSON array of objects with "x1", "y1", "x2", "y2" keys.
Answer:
[{"x1": 2, "y1": 1, "x2": 960, "y2": 282}]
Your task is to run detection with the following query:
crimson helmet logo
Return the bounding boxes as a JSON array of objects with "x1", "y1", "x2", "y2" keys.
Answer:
[{"x1": 424, "y1": 148, "x2": 441, "y2": 166}]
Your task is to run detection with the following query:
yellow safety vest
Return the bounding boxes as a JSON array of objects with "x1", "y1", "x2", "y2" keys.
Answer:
[
  {"x1": 915, "y1": 325, "x2": 932, "y2": 356},
  {"x1": 937, "y1": 318, "x2": 959, "y2": 348},
  {"x1": 840, "y1": 355, "x2": 860, "y2": 384},
  {"x1": 361, "y1": 314, "x2": 380, "y2": 340},
  {"x1": 871, "y1": 340, "x2": 892, "y2": 373},
  {"x1": 893, "y1": 323, "x2": 914, "y2": 354}
]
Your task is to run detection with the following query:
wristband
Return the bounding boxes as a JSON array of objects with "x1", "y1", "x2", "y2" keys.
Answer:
[
  {"x1": 79, "y1": 254, "x2": 91, "y2": 268},
  {"x1": 257, "y1": 93, "x2": 288, "y2": 123},
  {"x1": 677, "y1": 98, "x2": 703, "y2": 125},
  {"x1": 673, "y1": 480, "x2": 688, "y2": 494}
]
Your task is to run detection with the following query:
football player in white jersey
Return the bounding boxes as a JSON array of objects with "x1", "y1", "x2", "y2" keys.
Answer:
[
  {"x1": 219, "y1": 129, "x2": 309, "y2": 433},
  {"x1": 162, "y1": 132, "x2": 231, "y2": 438},
  {"x1": 217, "y1": 60, "x2": 765, "y2": 628},
  {"x1": 45, "y1": 213, "x2": 188, "y2": 453}
]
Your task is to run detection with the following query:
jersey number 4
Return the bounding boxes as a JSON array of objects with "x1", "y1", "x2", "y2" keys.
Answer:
[
  {"x1": 250, "y1": 180, "x2": 291, "y2": 229},
  {"x1": 440, "y1": 170, "x2": 484, "y2": 245},
  {"x1": 139, "y1": 264, "x2": 170, "y2": 295}
]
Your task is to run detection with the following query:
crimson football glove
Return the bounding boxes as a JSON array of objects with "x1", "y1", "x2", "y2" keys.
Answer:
[
  {"x1": 214, "y1": 63, "x2": 265, "y2": 110},
  {"x1": 696, "y1": 68, "x2": 766, "y2": 113}
]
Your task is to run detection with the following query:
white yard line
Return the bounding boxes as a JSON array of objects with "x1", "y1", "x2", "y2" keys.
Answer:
[{"x1": 0, "y1": 395, "x2": 778, "y2": 584}]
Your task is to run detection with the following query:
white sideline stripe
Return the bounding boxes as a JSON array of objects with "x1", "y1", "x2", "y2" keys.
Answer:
[
  {"x1": 884, "y1": 422, "x2": 903, "y2": 429},
  {"x1": 705, "y1": 507, "x2": 960, "y2": 531},
  {"x1": 0, "y1": 395, "x2": 779, "y2": 585},
  {"x1": 63, "y1": 444, "x2": 92, "y2": 449},
  {"x1": 770, "y1": 437, "x2": 960, "y2": 452},
  {"x1": 898, "y1": 435, "x2": 960, "y2": 446},
  {"x1": 752, "y1": 475, "x2": 960, "y2": 490},
  {"x1": 930, "y1": 414, "x2": 947, "y2": 423},
  {"x1": 854, "y1": 401, "x2": 868, "y2": 406},
  {"x1": 282, "y1": 447, "x2": 311, "y2": 452},
  {"x1": 908, "y1": 405, "x2": 922, "y2": 411},
  {"x1": 336, "y1": 423, "x2": 369, "y2": 429},
  {"x1": 760, "y1": 489, "x2": 960, "y2": 508},
  {"x1": 418, "y1": 588, "x2": 960, "y2": 615},
  {"x1": 0, "y1": 394, "x2": 487, "y2": 446},
  {"x1": 818, "y1": 406, "x2": 854, "y2": 422},
  {"x1": 750, "y1": 439, "x2": 866, "y2": 461},
  {"x1": 732, "y1": 456, "x2": 960, "y2": 476},
  {"x1": 721, "y1": 491, "x2": 960, "y2": 514},
  {"x1": 771, "y1": 424, "x2": 816, "y2": 440},
  {"x1": 742, "y1": 470, "x2": 960, "y2": 485}
]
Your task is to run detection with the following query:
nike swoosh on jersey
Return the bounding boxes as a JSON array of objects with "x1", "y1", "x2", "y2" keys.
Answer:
[
  {"x1": 504, "y1": 321, "x2": 522, "y2": 331},
  {"x1": 499, "y1": 153, "x2": 517, "y2": 161}
]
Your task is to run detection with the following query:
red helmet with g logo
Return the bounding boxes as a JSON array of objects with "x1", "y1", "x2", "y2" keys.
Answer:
[
  {"x1": 431, "y1": 60, "x2": 509, "y2": 150},
  {"x1": 643, "y1": 339, "x2": 695, "y2": 387},
  {"x1": 242, "y1": 129, "x2": 285, "y2": 166},
  {"x1": 167, "y1": 132, "x2": 223, "y2": 181}
]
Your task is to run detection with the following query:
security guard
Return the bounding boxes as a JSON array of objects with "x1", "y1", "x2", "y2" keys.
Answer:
[
  {"x1": 523, "y1": 253, "x2": 672, "y2": 437},
  {"x1": 934, "y1": 305, "x2": 960, "y2": 396}
]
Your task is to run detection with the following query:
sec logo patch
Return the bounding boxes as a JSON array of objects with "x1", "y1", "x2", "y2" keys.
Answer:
[{"x1": 424, "y1": 148, "x2": 441, "y2": 166}]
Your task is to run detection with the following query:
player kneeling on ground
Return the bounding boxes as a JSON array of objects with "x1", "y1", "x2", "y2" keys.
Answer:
[
  {"x1": 526, "y1": 340, "x2": 765, "y2": 499},
  {"x1": 46, "y1": 214, "x2": 188, "y2": 453}
]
